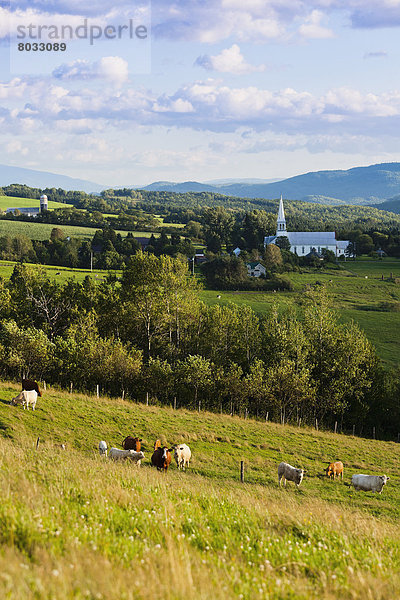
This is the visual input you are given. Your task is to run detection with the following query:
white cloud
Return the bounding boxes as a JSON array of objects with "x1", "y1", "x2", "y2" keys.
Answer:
[
  {"x1": 195, "y1": 44, "x2": 265, "y2": 74},
  {"x1": 298, "y1": 10, "x2": 334, "y2": 39},
  {"x1": 52, "y1": 57, "x2": 129, "y2": 85}
]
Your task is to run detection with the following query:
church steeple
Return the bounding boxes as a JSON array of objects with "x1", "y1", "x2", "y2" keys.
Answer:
[{"x1": 276, "y1": 195, "x2": 287, "y2": 236}]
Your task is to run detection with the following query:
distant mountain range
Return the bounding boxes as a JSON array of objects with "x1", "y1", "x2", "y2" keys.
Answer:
[
  {"x1": 141, "y1": 163, "x2": 400, "y2": 207},
  {"x1": 3, "y1": 162, "x2": 400, "y2": 212},
  {"x1": 0, "y1": 164, "x2": 104, "y2": 193}
]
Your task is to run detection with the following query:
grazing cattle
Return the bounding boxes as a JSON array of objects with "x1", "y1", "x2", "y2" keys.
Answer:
[
  {"x1": 122, "y1": 437, "x2": 143, "y2": 466},
  {"x1": 99, "y1": 441, "x2": 108, "y2": 457},
  {"x1": 151, "y1": 446, "x2": 172, "y2": 472},
  {"x1": 122, "y1": 436, "x2": 142, "y2": 451},
  {"x1": 11, "y1": 390, "x2": 38, "y2": 411},
  {"x1": 22, "y1": 379, "x2": 42, "y2": 397},
  {"x1": 174, "y1": 444, "x2": 191, "y2": 471},
  {"x1": 109, "y1": 448, "x2": 145, "y2": 464},
  {"x1": 325, "y1": 461, "x2": 344, "y2": 480},
  {"x1": 278, "y1": 461, "x2": 304, "y2": 488},
  {"x1": 351, "y1": 474, "x2": 389, "y2": 494}
]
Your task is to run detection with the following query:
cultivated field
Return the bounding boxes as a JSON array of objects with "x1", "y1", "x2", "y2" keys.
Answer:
[
  {"x1": 0, "y1": 382, "x2": 398, "y2": 599},
  {"x1": 0, "y1": 220, "x2": 159, "y2": 241}
]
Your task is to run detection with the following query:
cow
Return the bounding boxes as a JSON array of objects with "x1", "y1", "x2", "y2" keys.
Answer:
[
  {"x1": 151, "y1": 446, "x2": 172, "y2": 472},
  {"x1": 99, "y1": 441, "x2": 108, "y2": 457},
  {"x1": 325, "y1": 461, "x2": 344, "y2": 480},
  {"x1": 122, "y1": 436, "x2": 143, "y2": 466},
  {"x1": 22, "y1": 379, "x2": 42, "y2": 397},
  {"x1": 11, "y1": 390, "x2": 38, "y2": 411},
  {"x1": 173, "y1": 444, "x2": 191, "y2": 471},
  {"x1": 278, "y1": 461, "x2": 304, "y2": 488},
  {"x1": 109, "y1": 448, "x2": 145, "y2": 464},
  {"x1": 351, "y1": 474, "x2": 390, "y2": 494}
]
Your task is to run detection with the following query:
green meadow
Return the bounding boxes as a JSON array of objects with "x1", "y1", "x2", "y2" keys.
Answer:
[{"x1": 0, "y1": 382, "x2": 398, "y2": 599}]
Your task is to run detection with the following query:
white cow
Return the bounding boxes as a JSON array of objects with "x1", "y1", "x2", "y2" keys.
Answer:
[
  {"x1": 109, "y1": 448, "x2": 144, "y2": 464},
  {"x1": 278, "y1": 461, "x2": 304, "y2": 488},
  {"x1": 351, "y1": 474, "x2": 390, "y2": 494},
  {"x1": 99, "y1": 441, "x2": 108, "y2": 457},
  {"x1": 174, "y1": 444, "x2": 191, "y2": 470},
  {"x1": 10, "y1": 390, "x2": 37, "y2": 411}
]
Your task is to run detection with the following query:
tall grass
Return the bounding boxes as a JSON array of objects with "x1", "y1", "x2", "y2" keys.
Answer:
[{"x1": 0, "y1": 383, "x2": 399, "y2": 598}]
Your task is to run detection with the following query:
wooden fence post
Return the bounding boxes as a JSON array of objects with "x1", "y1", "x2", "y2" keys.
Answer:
[
  {"x1": 43, "y1": 381, "x2": 47, "y2": 391},
  {"x1": 36, "y1": 437, "x2": 40, "y2": 451},
  {"x1": 373, "y1": 427, "x2": 376, "y2": 439},
  {"x1": 315, "y1": 418, "x2": 318, "y2": 431},
  {"x1": 198, "y1": 400, "x2": 201, "y2": 413},
  {"x1": 174, "y1": 396, "x2": 177, "y2": 410},
  {"x1": 240, "y1": 461, "x2": 244, "y2": 483},
  {"x1": 121, "y1": 390, "x2": 125, "y2": 401},
  {"x1": 334, "y1": 421, "x2": 337, "y2": 434},
  {"x1": 70, "y1": 382, "x2": 73, "y2": 394},
  {"x1": 146, "y1": 392, "x2": 149, "y2": 406},
  {"x1": 352, "y1": 424, "x2": 355, "y2": 437},
  {"x1": 265, "y1": 412, "x2": 269, "y2": 422},
  {"x1": 96, "y1": 385, "x2": 99, "y2": 398}
]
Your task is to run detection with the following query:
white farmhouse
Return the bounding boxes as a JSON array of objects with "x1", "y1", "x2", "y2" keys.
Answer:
[
  {"x1": 264, "y1": 197, "x2": 349, "y2": 258},
  {"x1": 246, "y1": 262, "x2": 266, "y2": 277}
]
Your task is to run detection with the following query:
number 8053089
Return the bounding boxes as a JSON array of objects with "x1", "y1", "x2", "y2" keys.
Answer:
[{"x1": 18, "y1": 43, "x2": 67, "y2": 51}]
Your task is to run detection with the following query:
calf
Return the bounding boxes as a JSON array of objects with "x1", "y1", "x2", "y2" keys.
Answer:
[
  {"x1": 351, "y1": 474, "x2": 389, "y2": 494},
  {"x1": 325, "y1": 461, "x2": 344, "y2": 480},
  {"x1": 174, "y1": 444, "x2": 191, "y2": 471},
  {"x1": 22, "y1": 379, "x2": 42, "y2": 397},
  {"x1": 11, "y1": 390, "x2": 38, "y2": 411},
  {"x1": 151, "y1": 446, "x2": 172, "y2": 472},
  {"x1": 278, "y1": 461, "x2": 304, "y2": 488},
  {"x1": 109, "y1": 448, "x2": 144, "y2": 464},
  {"x1": 99, "y1": 441, "x2": 108, "y2": 457}
]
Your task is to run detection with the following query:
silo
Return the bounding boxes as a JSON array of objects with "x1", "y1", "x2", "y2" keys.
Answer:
[{"x1": 40, "y1": 194, "x2": 48, "y2": 212}]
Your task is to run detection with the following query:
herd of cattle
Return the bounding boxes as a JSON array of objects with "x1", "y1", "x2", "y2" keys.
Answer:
[
  {"x1": 98, "y1": 437, "x2": 192, "y2": 472},
  {"x1": 9, "y1": 381, "x2": 391, "y2": 494}
]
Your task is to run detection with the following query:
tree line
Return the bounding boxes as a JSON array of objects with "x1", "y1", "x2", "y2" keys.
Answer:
[{"x1": 1, "y1": 255, "x2": 399, "y2": 438}]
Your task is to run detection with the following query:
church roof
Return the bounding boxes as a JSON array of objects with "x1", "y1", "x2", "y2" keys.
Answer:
[{"x1": 264, "y1": 231, "x2": 339, "y2": 246}]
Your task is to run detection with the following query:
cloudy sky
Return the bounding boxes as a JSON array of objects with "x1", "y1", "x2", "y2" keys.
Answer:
[{"x1": 2, "y1": 1, "x2": 400, "y2": 186}]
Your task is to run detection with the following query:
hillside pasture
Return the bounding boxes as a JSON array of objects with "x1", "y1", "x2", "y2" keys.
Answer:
[
  {"x1": 0, "y1": 383, "x2": 399, "y2": 599},
  {"x1": 0, "y1": 260, "x2": 121, "y2": 283}
]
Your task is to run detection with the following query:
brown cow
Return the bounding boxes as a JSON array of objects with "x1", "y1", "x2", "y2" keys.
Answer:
[
  {"x1": 122, "y1": 436, "x2": 142, "y2": 452},
  {"x1": 325, "y1": 461, "x2": 344, "y2": 479},
  {"x1": 151, "y1": 445, "x2": 172, "y2": 472},
  {"x1": 22, "y1": 379, "x2": 42, "y2": 397}
]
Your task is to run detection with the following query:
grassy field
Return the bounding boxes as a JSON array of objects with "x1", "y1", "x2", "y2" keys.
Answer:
[
  {"x1": 0, "y1": 382, "x2": 398, "y2": 599},
  {"x1": 0, "y1": 195, "x2": 72, "y2": 211},
  {"x1": 0, "y1": 261, "x2": 121, "y2": 283}
]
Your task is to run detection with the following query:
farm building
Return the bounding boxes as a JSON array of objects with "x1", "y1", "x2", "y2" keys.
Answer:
[
  {"x1": 264, "y1": 197, "x2": 349, "y2": 258},
  {"x1": 246, "y1": 262, "x2": 266, "y2": 277}
]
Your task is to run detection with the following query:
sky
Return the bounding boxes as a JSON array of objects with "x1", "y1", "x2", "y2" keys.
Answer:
[{"x1": 1, "y1": 1, "x2": 400, "y2": 187}]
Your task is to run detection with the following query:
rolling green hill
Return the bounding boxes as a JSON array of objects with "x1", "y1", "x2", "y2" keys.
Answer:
[{"x1": 0, "y1": 382, "x2": 398, "y2": 599}]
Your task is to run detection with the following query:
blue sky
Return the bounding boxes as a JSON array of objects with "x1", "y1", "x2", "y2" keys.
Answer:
[{"x1": 1, "y1": 1, "x2": 400, "y2": 186}]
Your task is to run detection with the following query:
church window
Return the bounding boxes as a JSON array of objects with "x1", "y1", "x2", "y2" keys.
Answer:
[{"x1": 302, "y1": 246, "x2": 305, "y2": 254}]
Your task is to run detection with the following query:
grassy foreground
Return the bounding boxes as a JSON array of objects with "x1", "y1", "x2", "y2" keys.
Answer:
[{"x1": 0, "y1": 382, "x2": 399, "y2": 599}]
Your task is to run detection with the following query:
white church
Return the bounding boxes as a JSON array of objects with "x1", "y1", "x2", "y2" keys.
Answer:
[{"x1": 264, "y1": 197, "x2": 349, "y2": 258}]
